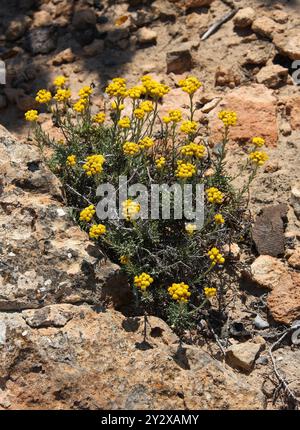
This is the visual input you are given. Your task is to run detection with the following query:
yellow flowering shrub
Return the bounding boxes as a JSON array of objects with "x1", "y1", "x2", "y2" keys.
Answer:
[{"x1": 28, "y1": 74, "x2": 270, "y2": 334}]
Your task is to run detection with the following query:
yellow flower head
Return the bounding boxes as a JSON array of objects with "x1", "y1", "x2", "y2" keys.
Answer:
[
  {"x1": 134, "y1": 107, "x2": 145, "y2": 119},
  {"x1": 83, "y1": 154, "x2": 105, "y2": 176},
  {"x1": 214, "y1": 213, "x2": 225, "y2": 225},
  {"x1": 139, "y1": 100, "x2": 154, "y2": 112},
  {"x1": 180, "y1": 142, "x2": 205, "y2": 159},
  {"x1": 141, "y1": 75, "x2": 170, "y2": 99},
  {"x1": 218, "y1": 110, "x2": 237, "y2": 127},
  {"x1": 73, "y1": 98, "x2": 88, "y2": 113},
  {"x1": 139, "y1": 136, "x2": 154, "y2": 150},
  {"x1": 204, "y1": 287, "x2": 217, "y2": 299},
  {"x1": 78, "y1": 86, "x2": 93, "y2": 99},
  {"x1": 155, "y1": 156, "x2": 166, "y2": 169},
  {"x1": 120, "y1": 255, "x2": 129, "y2": 265},
  {"x1": 92, "y1": 112, "x2": 106, "y2": 124},
  {"x1": 53, "y1": 76, "x2": 67, "y2": 87},
  {"x1": 127, "y1": 85, "x2": 145, "y2": 99},
  {"x1": 122, "y1": 199, "x2": 141, "y2": 221},
  {"x1": 25, "y1": 110, "x2": 39, "y2": 122},
  {"x1": 123, "y1": 141, "x2": 140, "y2": 156},
  {"x1": 168, "y1": 109, "x2": 182, "y2": 123},
  {"x1": 89, "y1": 224, "x2": 106, "y2": 239},
  {"x1": 162, "y1": 116, "x2": 172, "y2": 124},
  {"x1": 175, "y1": 161, "x2": 196, "y2": 179},
  {"x1": 66, "y1": 154, "x2": 76, "y2": 167},
  {"x1": 180, "y1": 120, "x2": 198, "y2": 134},
  {"x1": 111, "y1": 101, "x2": 125, "y2": 110},
  {"x1": 134, "y1": 272, "x2": 154, "y2": 292},
  {"x1": 105, "y1": 78, "x2": 127, "y2": 98},
  {"x1": 179, "y1": 76, "x2": 202, "y2": 95},
  {"x1": 206, "y1": 187, "x2": 224, "y2": 204},
  {"x1": 168, "y1": 282, "x2": 191, "y2": 303},
  {"x1": 54, "y1": 88, "x2": 71, "y2": 102},
  {"x1": 249, "y1": 151, "x2": 268, "y2": 166},
  {"x1": 79, "y1": 205, "x2": 95, "y2": 222},
  {"x1": 35, "y1": 89, "x2": 52, "y2": 104},
  {"x1": 207, "y1": 247, "x2": 225, "y2": 266},
  {"x1": 118, "y1": 116, "x2": 131, "y2": 128},
  {"x1": 185, "y1": 223, "x2": 197, "y2": 235},
  {"x1": 252, "y1": 137, "x2": 265, "y2": 148}
]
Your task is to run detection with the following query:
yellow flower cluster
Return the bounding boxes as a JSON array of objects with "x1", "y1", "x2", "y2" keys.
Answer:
[
  {"x1": 92, "y1": 112, "x2": 106, "y2": 123},
  {"x1": 206, "y1": 187, "x2": 224, "y2": 204},
  {"x1": 185, "y1": 223, "x2": 197, "y2": 235},
  {"x1": 134, "y1": 107, "x2": 145, "y2": 119},
  {"x1": 122, "y1": 199, "x2": 141, "y2": 221},
  {"x1": 105, "y1": 78, "x2": 127, "y2": 98},
  {"x1": 252, "y1": 137, "x2": 265, "y2": 148},
  {"x1": 53, "y1": 75, "x2": 67, "y2": 87},
  {"x1": 111, "y1": 101, "x2": 125, "y2": 110},
  {"x1": 89, "y1": 224, "x2": 106, "y2": 239},
  {"x1": 204, "y1": 287, "x2": 217, "y2": 299},
  {"x1": 180, "y1": 142, "x2": 205, "y2": 158},
  {"x1": 139, "y1": 100, "x2": 154, "y2": 112},
  {"x1": 180, "y1": 120, "x2": 198, "y2": 134},
  {"x1": 123, "y1": 141, "x2": 140, "y2": 156},
  {"x1": 218, "y1": 110, "x2": 237, "y2": 127},
  {"x1": 249, "y1": 151, "x2": 268, "y2": 166},
  {"x1": 118, "y1": 116, "x2": 131, "y2": 128},
  {"x1": 155, "y1": 156, "x2": 166, "y2": 169},
  {"x1": 141, "y1": 75, "x2": 170, "y2": 99},
  {"x1": 83, "y1": 154, "x2": 105, "y2": 176},
  {"x1": 179, "y1": 76, "x2": 202, "y2": 95},
  {"x1": 66, "y1": 154, "x2": 76, "y2": 166},
  {"x1": 79, "y1": 205, "x2": 95, "y2": 222},
  {"x1": 73, "y1": 98, "x2": 88, "y2": 112},
  {"x1": 214, "y1": 213, "x2": 225, "y2": 224},
  {"x1": 54, "y1": 88, "x2": 71, "y2": 102},
  {"x1": 208, "y1": 247, "x2": 225, "y2": 266},
  {"x1": 168, "y1": 282, "x2": 191, "y2": 303},
  {"x1": 35, "y1": 89, "x2": 52, "y2": 104},
  {"x1": 134, "y1": 272, "x2": 154, "y2": 291},
  {"x1": 168, "y1": 109, "x2": 182, "y2": 123},
  {"x1": 175, "y1": 161, "x2": 196, "y2": 179},
  {"x1": 25, "y1": 110, "x2": 39, "y2": 122},
  {"x1": 120, "y1": 255, "x2": 129, "y2": 265},
  {"x1": 138, "y1": 136, "x2": 154, "y2": 149},
  {"x1": 78, "y1": 86, "x2": 93, "y2": 99},
  {"x1": 127, "y1": 85, "x2": 145, "y2": 99}
]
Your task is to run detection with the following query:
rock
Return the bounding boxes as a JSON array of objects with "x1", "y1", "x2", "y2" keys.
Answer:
[
  {"x1": 252, "y1": 17, "x2": 284, "y2": 40},
  {"x1": 5, "y1": 16, "x2": 31, "y2": 41},
  {"x1": 215, "y1": 65, "x2": 241, "y2": 88},
  {"x1": 267, "y1": 271, "x2": 300, "y2": 324},
  {"x1": 233, "y1": 7, "x2": 256, "y2": 28},
  {"x1": 250, "y1": 255, "x2": 286, "y2": 290},
  {"x1": 226, "y1": 341, "x2": 263, "y2": 372},
  {"x1": 243, "y1": 43, "x2": 275, "y2": 66},
  {"x1": 166, "y1": 43, "x2": 193, "y2": 74},
  {"x1": 32, "y1": 10, "x2": 52, "y2": 27},
  {"x1": 272, "y1": 349, "x2": 300, "y2": 401},
  {"x1": 256, "y1": 64, "x2": 288, "y2": 89},
  {"x1": 22, "y1": 304, "x2": 75, "y2": 328},
  {"x1": 52, "y1": 48, "x2": 76, "y2": 65},
  {"x1": 0, "y1": 306, "x2": 265, "y2": 409},
  {"x1": 183, "y1": 0, "x2": 215, "y2": 7},
  {"x1": 273, "y1": 33, "x2": 300, "y2": 60},
  {"x1": 72, "y1": 8, "x2": 97, "y2": 30},
  {"x1": 271, "y1": 10, "x2": 288, "y2": 24},
  {"x1": 185, "y1": 12, "x2": 209, "y2": 32},
  {"x1": 291, "y1": 186, "x2": 300, "y2": 219},
  {"x1": 252, "y1": 204, "x2": 287, "y2": 257},
  {"x1": 287, "y1": 247, "x2": 300, "y2": 269},
  {"x1": 0, "y1": 94, "x2": 7, "y2": 110},
  {"x1": 280, "y1": 121, "x2": 292, "y2": 137},
  {"x1": 254, "y1": 315, "x2": 269, "y2": 329},
  {"x1": 0, "y1": 126, "x2": 130, "y2": 311},
  {"x1": 136, "y1": 27, "x2": 157, "y2": 45},
  {"x1": 222, "y1": 243, "x2": 241, "y2": 260},
  {"x1": 209, "y1": 84, "x2": 278, "y2": 147},
  {"x1": 151, "y1": 0, "x2": 177, "y2": 22},
  {"x1": 25, "y1": 27, "x2": 57, "y2": 55},
  {"x1": 83, "y1": 39, "x2": 104, "y2": 57}
]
